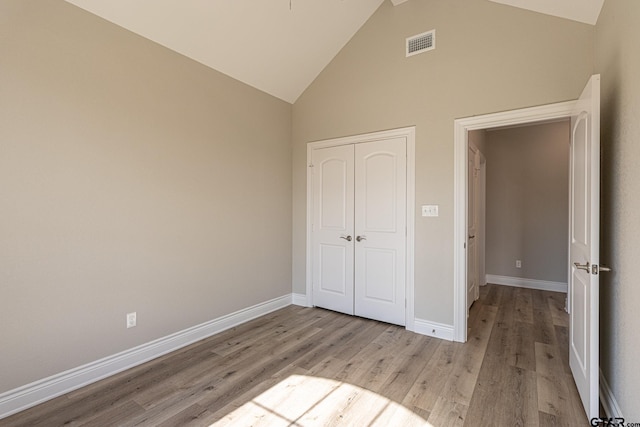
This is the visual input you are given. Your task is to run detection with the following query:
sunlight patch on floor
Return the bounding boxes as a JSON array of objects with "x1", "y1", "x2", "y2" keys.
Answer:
[{"x1": 211, "y1": 374, "x2": 432, "y2": 426}]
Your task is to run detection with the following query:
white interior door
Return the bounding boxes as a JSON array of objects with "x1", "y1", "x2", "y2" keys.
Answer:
[
  {"x1": 478, "y1": 156, "x2": 486, "y2": 289},
  {"x1": 467, "y1": 144, "x2": 480, "y2": 310},
  {"x1": 354, "y1": 139, "x2": 406, "y2": 326},
  {"x1": 311, "y1": 137, "x2": 407, "y2": 326},
  {"x1": 569, "y1": 74, "x2": 600, "y2": 419},
  {"x1": 311, "y1": 145, "x2": 355, "y2": 315}
]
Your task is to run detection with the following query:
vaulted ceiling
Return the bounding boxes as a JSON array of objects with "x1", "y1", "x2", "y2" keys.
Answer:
[
  {"x1": 488, "y1": 0, "x2": 604, "y2": 26},
  {"x1": 64, "y1": 0, "x2": 604, "y2": 104}
]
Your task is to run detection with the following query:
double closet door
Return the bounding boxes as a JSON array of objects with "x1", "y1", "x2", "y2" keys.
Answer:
[{"x1": 311, "y1": 137, "x2": 406, "y2": 326}]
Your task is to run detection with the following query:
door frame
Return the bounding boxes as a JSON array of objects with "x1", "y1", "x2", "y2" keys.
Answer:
[
  {"x1": 453, "y1": 101, "x2": 576, "y2": 342},
  {"x1": 306, "y1": 126, "x2": 416, "y2": 331}
]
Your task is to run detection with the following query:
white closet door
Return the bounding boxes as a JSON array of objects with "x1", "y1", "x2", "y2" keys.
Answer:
[
  {"x1": 354, "y1": 138, "x2": 406, "y2": 326},
  {"x1": 311, "y1": 145, "x2": 355, "y2": 315}
]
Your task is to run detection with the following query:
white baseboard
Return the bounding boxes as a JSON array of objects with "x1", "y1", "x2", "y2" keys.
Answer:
[
  {"x1": 414, "y1": 318, "x2": 454, "y2": 341},
  {"x1": 486, "y1": 274, "x2": 567, "y2": 293},
  {"x1": 292, "y1": 293, "x2": 309, "y2": 307},
  {"x1": 600, "y1": 369, "x2": 623, "y2": 419},
  {"x1": 0, "y1": 294, "x2": 292, "y2": 420}
]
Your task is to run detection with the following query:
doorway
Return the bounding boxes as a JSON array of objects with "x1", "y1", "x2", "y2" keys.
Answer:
[
  {"x1": 453, "y1": 75, "x2": 603, "y2": 418},
  {"x1": 484, "y1": 121, "x2": 570, "y2": 290},
  {"x1": 453, "y1": 101, "x2": 577, "y2": 342}
]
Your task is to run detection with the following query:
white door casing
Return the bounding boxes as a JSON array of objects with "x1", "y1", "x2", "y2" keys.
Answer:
[
  {"x1": 568, "y1": 74, "x2": 600, "y2": 419},
  {"x1": 306, "y1": 127, "x2": 415, "y2": 331},
  {"x1": 354, "y1": 139, "x2": 407, "y2": 326},
  {"x1": 311, "y1": 145, "x2": 355, "y2": 316}
]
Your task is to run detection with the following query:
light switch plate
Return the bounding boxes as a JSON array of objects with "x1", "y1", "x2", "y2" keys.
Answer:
[{"x1": 422, "y1": 205, "x2": 439, "y2": 217}]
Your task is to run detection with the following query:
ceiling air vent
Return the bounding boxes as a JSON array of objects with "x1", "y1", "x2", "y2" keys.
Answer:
[{"x1": 406, "y1": 30, "x2": 435, "y2": 57}]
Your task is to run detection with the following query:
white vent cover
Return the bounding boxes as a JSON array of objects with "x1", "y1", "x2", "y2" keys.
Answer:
[{"x1": 406, "y1": 30, "x2": 435, "y2": 57}]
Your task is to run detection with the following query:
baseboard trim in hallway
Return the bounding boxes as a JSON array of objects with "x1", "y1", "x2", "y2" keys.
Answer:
[{"x1": 486, "y1": 274, "x2": 568, "y2": 293}]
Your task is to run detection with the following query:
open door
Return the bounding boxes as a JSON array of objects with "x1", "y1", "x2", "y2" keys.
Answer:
[
  {"x1": 467, "y1": 143, "x2": 480, "y2": 310},
  {"x1": 569, "y1": 74, "x2": 600, "y2": 419}
]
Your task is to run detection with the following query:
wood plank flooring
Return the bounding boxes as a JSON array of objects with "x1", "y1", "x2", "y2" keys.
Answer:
[{"x1": 1, "y1": 285, "x2": 589, "y2": 426}]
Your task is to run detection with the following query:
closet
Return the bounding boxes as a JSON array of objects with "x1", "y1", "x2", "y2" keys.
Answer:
[{"x1": 310, "y1": 136, "x2": 406, "y2": 326}]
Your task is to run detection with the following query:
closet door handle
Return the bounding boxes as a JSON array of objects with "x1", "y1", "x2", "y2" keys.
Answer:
[
  {"x1": 340, "y1": 235, "x2": 352, "y2": 242},
  {"x1": 356, "y1": 235, "x2": 366, "y2": 242},
  {"x1": 574, "y1": 262, "x2": 591, "y2": 273}
]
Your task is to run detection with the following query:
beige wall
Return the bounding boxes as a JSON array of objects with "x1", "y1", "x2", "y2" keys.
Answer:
[
  {"x1": 484, "y1": 122, "x2": 569, "y2": 283},
  {"x1": 596, "y1": 0, "x2": 640, "y2": 419},
  {"x1": 5, "y1": 0, "x2": 638, "y2": 417},
  {"x1": 0, "y1": 0, "x2": 292, "y2": 393},
  {"x1": 292, "y1": 0, "x2": 593, "y2": 324}
]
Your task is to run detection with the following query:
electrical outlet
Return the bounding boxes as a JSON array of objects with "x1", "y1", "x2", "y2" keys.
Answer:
[
  {"x1": 126, "y1": 312, "x2": 137, "y2": 328},
  {"x1": 516, "y1": 260, "x2": 522, "y2": 268}
]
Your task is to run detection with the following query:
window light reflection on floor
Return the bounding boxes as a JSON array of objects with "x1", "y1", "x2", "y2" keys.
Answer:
[{"x1": 210, "y1": 374, "x2": 432, "y2": 426}]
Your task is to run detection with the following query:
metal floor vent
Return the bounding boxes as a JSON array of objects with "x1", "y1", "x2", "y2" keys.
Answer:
[{"x1": 406, "y1": 30, "x2": 435, "y2": 57}]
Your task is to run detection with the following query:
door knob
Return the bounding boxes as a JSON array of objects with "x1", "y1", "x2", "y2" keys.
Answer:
[
  {"x1": 340, "y1": 235, "x2": 352, "y2": 242},
  {"x1": 574, "y1": 262, "x2": 591, "y2": 273},
  {"x1": 356, "y1": 235, "x2": 367, "y2": 242}
]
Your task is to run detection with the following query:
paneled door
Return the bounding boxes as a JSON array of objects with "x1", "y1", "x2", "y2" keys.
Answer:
[
  {"x1": 354, "y1": 139, "x2": 406, "y2": 325},
  {"x1": 311, "y1": 138, "x2": 407, "y2": 325},
  {"x1": 569, "y1": 74, "x2": 601, "y2": 419},
  {"x1": 467, "y1": 143, "x2": 480, "y2": 310},
  {"x1": 311, "y1": 145, "x2": 355, "y2": 315}
]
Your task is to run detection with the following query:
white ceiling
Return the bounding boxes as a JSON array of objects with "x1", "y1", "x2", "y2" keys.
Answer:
[
  {"x1": 488, "y1": 0, "x2": 604, "y2": 25},
  {"x1": 65, "y1": 0, "x2": 603, "y2": 104},
  {"x1": 65, "y1": 0, "x2": 385, "y2": 103}
]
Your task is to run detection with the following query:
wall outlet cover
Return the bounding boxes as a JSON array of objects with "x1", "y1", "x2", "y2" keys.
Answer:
[{"x1": 126, "y1": 312, "x2": 137, "y2": 328}]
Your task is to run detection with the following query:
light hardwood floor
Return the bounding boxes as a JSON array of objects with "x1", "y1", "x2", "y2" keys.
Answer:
[{"x1": 1, "y1": 285, "x2": 589, "y2": 426}]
